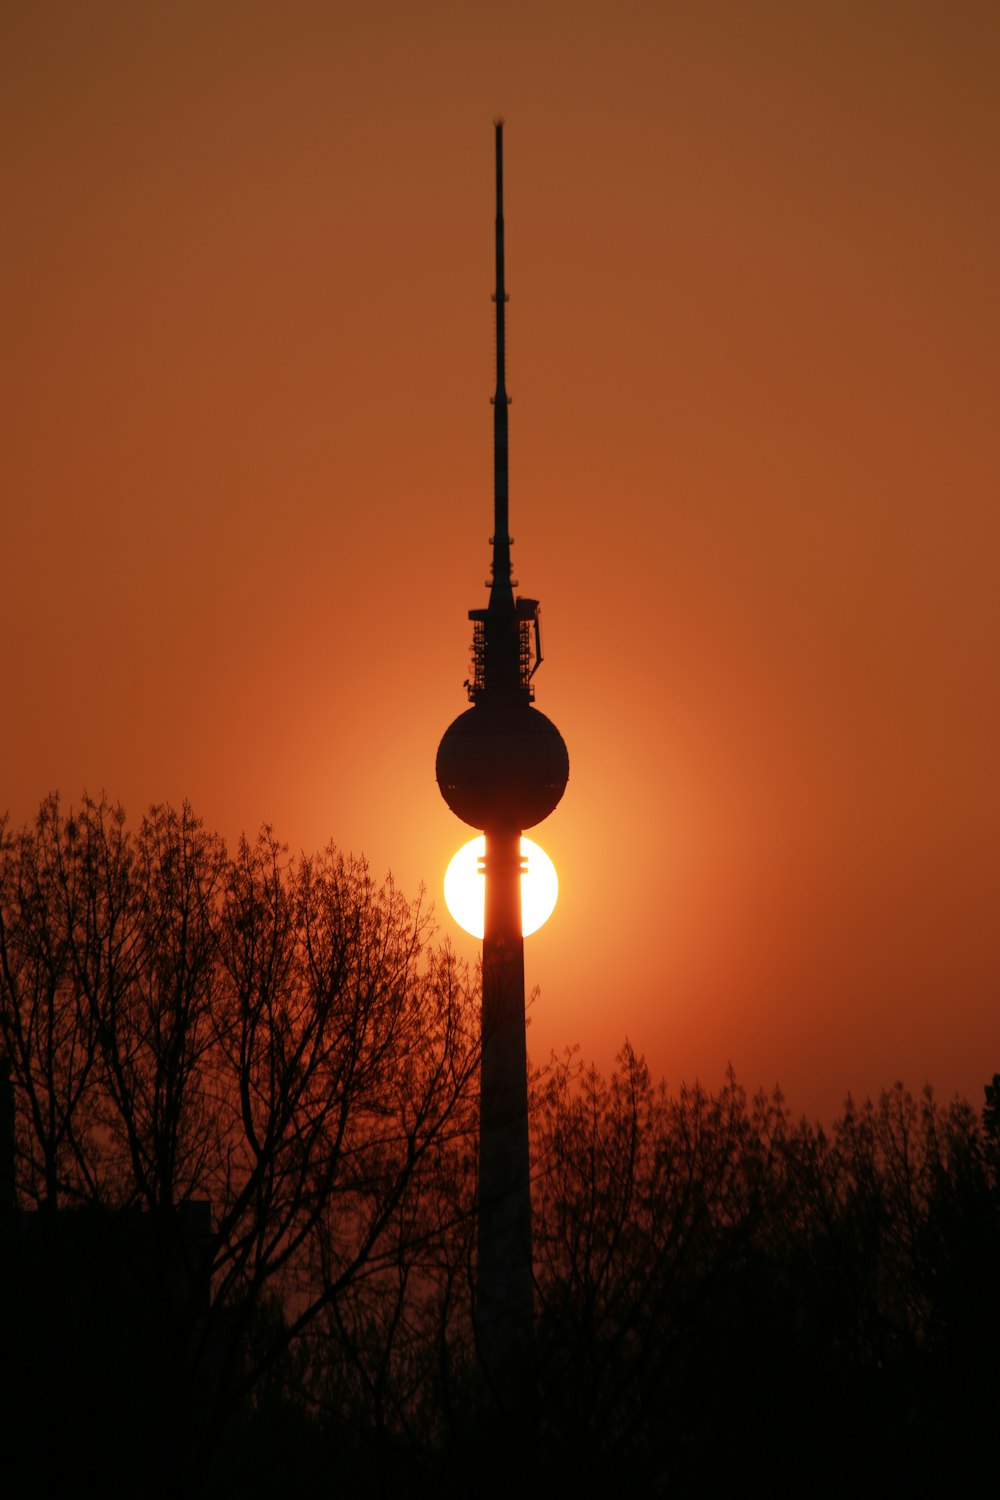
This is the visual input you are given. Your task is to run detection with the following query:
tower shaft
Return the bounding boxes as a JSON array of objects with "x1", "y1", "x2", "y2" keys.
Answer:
[{"x1": 477, "y1": 827, "x2": 533, "y2": 1427}]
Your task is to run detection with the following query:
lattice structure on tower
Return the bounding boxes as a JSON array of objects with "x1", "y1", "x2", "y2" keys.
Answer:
[{"x1": 465, "y1": 599, "x2": 542, "y2": 704}]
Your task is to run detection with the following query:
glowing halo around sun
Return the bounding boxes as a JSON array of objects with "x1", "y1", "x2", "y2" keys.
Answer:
[{"x1": 444, "y1": 836, "x2": 558, "y2": 939}]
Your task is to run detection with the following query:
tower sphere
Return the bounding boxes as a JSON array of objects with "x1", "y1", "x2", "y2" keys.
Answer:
[{"x1": 436, "y1": 702, "x2": 569, "y2": 831}]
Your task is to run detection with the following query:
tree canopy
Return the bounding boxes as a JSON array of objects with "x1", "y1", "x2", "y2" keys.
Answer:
[
  {"x1": 0, "y1": 794, "x2": 480, "y2": 1492},
  {"x1": 1, "y1": 795, "x2": 997, "y2": 1496}
]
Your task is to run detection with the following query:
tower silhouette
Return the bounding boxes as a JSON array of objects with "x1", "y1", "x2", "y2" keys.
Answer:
[{"x1": 436, "y1": 123, "x2": 569, "y2": 1430}]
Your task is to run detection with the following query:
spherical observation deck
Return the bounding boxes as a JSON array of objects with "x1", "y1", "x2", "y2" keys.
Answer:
[{"x1": 436, "y1": 702, "x2": 569, "y2": 831}]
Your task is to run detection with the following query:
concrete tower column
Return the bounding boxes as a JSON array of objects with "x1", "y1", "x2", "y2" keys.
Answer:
[{"x1": 477, "y1": 827, "x2": 533, "y2": 1421}]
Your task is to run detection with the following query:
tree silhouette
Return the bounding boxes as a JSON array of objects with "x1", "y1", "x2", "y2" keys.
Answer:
[
  {"x1": 2, "y1": 794, "x2": 998, "y2": 1496},
  {"x1": 0, "y1": 795, "x2": 480, "y2": 1495},
  {"x1": 528, "y1": 1051, "x2": 1000, "y2": 1494}
]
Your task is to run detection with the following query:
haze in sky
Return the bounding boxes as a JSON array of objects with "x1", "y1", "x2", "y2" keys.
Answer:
[{"x1": 4, "y1": 0, "x2": 998, "y2": 1120}]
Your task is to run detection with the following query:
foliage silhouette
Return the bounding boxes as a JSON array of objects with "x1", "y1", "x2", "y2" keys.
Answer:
[
  {"x1": 2, "y1": 795, "x2": 998, "y2": 1496},
  {"x1": 529, "y1": 1053, "x2": 1000, "y2": 1494},
  {"x1": 0, "y1": 795, "x2": 480, "y2": 1495}
]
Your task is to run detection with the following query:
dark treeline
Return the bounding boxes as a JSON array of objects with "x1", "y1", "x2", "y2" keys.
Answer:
[{"x1": 1, "y1": 796, "x2": 997, "y2": 1495}]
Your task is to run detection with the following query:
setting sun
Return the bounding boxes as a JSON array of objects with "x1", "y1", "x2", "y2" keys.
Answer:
[{"x1": 444, "y1": 835, "x2": 558, "y2": 939}]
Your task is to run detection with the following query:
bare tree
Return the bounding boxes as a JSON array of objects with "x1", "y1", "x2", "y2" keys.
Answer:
[
  {"x1": 0, "y1": 794, "x2": 112, "y2": 1209},
  {"x1": 0, "y1": 796, "x2": 481, "y2": 1495},
  {"x1": 6, "y1": 795, "x2": 999, "y2": 1494}
]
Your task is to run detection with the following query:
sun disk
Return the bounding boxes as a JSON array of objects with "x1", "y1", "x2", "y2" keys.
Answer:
[{"x1": 444, "y1": 835, "x2": 558, "y2": 938}]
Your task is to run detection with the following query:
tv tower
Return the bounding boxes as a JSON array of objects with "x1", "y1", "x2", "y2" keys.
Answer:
[{"x1": 436, "y1": 123, "x2": 569, "y2": 1427}]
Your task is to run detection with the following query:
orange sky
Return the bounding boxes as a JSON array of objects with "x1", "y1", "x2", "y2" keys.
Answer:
[{"x1": 4, "y1": 1, "x2": 998, "y2": 1121}]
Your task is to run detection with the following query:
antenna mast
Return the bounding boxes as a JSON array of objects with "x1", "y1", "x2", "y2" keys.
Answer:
[{"x1": 491, "y1": 120, "x2": 512, "y2": 604}]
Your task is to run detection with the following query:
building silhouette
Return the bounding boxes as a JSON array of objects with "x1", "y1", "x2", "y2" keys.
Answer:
[
  {"x1": 0, "y1": 1060, "x2": 223, "y2": 1490},
  {"x1": 436, "y1": 123, "x2": 569, "y2": 1437}
]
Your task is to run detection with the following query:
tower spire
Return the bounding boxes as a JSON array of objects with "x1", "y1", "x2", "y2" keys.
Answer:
[{"x1": 491, "y1": 119, "x2": 512, "y2": 605}]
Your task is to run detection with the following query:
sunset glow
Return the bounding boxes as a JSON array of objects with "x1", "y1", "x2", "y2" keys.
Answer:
[{"x1": 3, "y1": 2, "x2": 997, "y2": 1120}]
